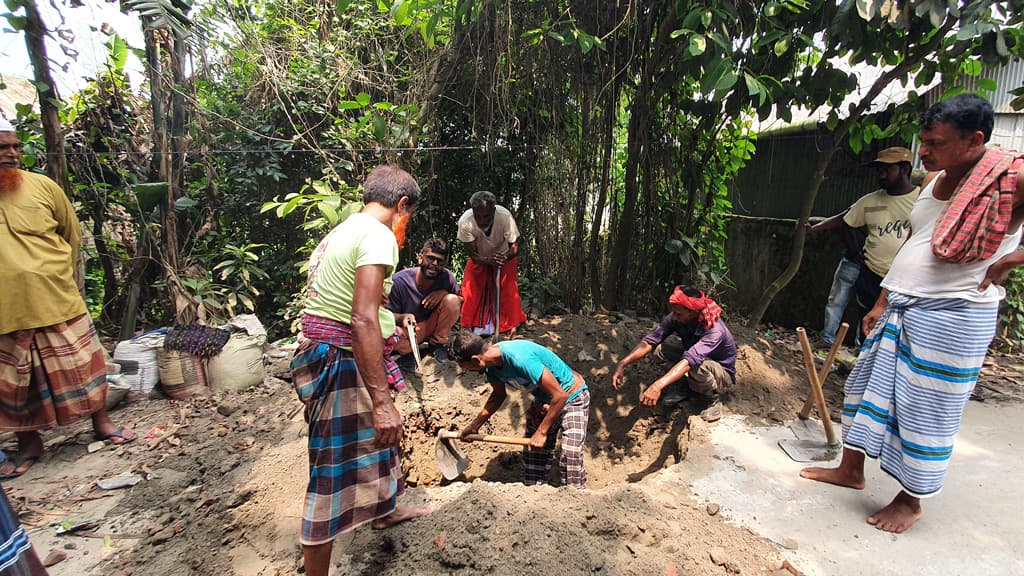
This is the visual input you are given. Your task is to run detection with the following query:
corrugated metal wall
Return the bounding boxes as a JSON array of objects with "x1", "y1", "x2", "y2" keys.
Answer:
[{"x1": 730, "y1": 131, "x2": 908, "y2": 219}]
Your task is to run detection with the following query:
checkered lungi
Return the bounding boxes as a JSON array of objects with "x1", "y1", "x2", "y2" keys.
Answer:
[
  {"x1": 290, "y1": 339, "x2": 405, "y2": 546},
  {"x1": 524, "y1": 388, "x2": 590, "y2": 488},
  {"x1": 0, "y1": 313, "x2": 108, "y2": 431}
]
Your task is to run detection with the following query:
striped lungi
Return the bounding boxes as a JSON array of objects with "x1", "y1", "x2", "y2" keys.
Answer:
[
  {"x1": 0, "y1": 475, "x2": 46, "y2": 575},
  {"x1": 0, "y1": 313, "x2": 108, "y2": 432},
  {"x1": 290, "y1": 339, "x2": 404, "y2": 546},
  {"x1": 524, "y1": 388, "x2": 590, "y2": 488},
  {"x1": 842, "y1": 292, "x2": 997, "y2": 498}
]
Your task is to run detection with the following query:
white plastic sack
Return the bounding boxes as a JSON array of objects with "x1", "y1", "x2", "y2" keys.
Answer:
[
  {"x1": 207, "y1": 332, "x2": 267, "y2": 393},
  {"x1": 112, "y1": 332, "x2": 165, "y2": 393}
]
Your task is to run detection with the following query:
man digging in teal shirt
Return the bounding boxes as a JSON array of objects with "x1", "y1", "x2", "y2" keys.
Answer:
[{"x1": 449, "y1": 331, "x2": 591, "y2": 487}]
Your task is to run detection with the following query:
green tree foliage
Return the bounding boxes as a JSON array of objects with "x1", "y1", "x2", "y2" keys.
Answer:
[{"x1": 8, "y1": 0, "x2": 1024, "y2": 350}]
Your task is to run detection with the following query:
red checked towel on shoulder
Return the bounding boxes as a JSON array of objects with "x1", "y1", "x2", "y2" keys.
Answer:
[{"x1": 932, "y1": 147, "x2": 1022, "y2": 263}]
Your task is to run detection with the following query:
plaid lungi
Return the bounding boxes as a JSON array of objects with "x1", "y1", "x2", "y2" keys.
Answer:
[
  {"x1": 523, "y1": 388, "x2": 590, "y2": 488},
  {"x1": 0, "y1": 313, "x2": 108, "y2": 431},
  {"x1": 290, "y1": 339, "x2": 405, "y2": 546},
  {"x1": 842, "y1": 292, "x2": 997, "y2": 498}
]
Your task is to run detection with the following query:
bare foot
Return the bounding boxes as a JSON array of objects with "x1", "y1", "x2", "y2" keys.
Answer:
[
  {"x1": 799, "y1": 466, "x2": 866, "y2": 489},
  {"x1": 867, "y1": 491, "x2": 922, "y2": 533},
  {"x1": 0, "y1": 431, "x2": 43, "y2": 478},
  {"x1": 371, "y1": 505, "x2": 432, "y2": 530}
]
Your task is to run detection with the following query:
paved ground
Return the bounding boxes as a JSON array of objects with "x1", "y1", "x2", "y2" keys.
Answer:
[{"x1": 676, "y1": 401, "x2": 1024, "y2": 576}]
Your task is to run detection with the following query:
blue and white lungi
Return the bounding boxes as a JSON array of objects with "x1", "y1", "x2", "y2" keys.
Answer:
[{"x1": 842, "y1": 292, "x2": 997, "y2": 498}]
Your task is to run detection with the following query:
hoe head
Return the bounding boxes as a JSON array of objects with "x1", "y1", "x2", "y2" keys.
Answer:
[{"x1": 434, "y1": 429, "x2": 469, "y2": 480}]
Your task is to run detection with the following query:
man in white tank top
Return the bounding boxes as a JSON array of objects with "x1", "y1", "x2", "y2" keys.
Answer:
[{"x1": 800, "y1": 94, "x2": 1024, "y2": 534}]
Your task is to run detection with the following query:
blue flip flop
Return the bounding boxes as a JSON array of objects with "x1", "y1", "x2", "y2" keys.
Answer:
[{"x1": 94, "y1": 427, "x2": 137, "y2": 445}]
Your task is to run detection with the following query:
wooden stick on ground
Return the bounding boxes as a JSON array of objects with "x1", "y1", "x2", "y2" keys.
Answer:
[
  {"x1": 796, "y1": 328, "x2": 837, "y2": 446},
  {"x1": 799, "y1": 322, "x2": 849, "y2": 419}
]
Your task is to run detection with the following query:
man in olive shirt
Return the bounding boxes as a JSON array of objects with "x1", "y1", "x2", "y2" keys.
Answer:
[{"x1": 0, "y1": 119, "x2": 134, "y2": 479}]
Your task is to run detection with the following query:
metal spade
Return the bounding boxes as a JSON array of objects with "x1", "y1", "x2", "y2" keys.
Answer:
[
  {"x1": 434, "y1": 429, "x2": 531, "y2": 480},
  {"x1": 403, "y1": 315, "x2": 423, "y2": 371}
]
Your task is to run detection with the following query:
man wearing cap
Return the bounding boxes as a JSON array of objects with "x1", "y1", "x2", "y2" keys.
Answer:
[
  {"x1": 0, "y1": 119, "x2": 135, "y2": 479},
  {"x1": 844, "y1": 147, "x2": 919, "y2": 320},
  {"x1": 611, "y1": 286, "x2": 736, "y2": 422}
]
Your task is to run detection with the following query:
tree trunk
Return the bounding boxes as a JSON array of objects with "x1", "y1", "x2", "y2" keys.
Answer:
[
  {"x1": 20, "y1": 0, "x2": 69, "y2": 194},
  {"x1": 568, "y1": 89, "x2": 591, "y2": 310},
  {"x1": 588, "y1": 95, "x2": 614, "y2": 308},
  {"x1": 602, "y1": 3, "x2": 676, "y2": 309}
]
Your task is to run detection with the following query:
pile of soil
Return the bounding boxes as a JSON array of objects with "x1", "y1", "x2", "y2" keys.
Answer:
[{"x1": 2, "y1": 312, "x2": 1018, "y2": 576}]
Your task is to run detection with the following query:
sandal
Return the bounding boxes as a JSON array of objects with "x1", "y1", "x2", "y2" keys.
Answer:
[{"x1": 94, "y1": 427, "x2": 137, "y2": 445}]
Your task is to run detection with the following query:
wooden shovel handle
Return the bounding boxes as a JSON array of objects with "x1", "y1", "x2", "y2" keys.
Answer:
[
  {"x1": 796, "y1": 327, "x2": 838, "y2": 446},
  {"x1": 439, "y1": 430, "x2": 531, "y2": 446},
  {"x1": 799, "y1": 322, "x2": 849, "y2": 419}
]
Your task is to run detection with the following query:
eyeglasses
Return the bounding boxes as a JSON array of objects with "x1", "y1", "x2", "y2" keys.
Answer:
[
  {"x1": 0, "y1": 143, "x2": 23, "y2": 152},
  {"x1": 422, "y1": 254, "x2": 445, "y2": 265}
]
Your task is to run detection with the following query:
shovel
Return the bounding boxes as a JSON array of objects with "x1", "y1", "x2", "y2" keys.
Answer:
[
  {"x1": 778, "y1": 327, "x2": 841, "y2": 463},
  {"x1": 492, "y1": 265, "x2": 502, "y2": 341},
  {"x1": 403, "y1": 315, "x2": 423, "y2": 372},
  {"x1": 434, "y1": 429, "x2": 530, "y2": 480}
]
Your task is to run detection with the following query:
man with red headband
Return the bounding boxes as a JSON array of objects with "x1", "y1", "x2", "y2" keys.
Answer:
[{"x1": 612, "y1": 286, "x2": 736, "y2": 422}]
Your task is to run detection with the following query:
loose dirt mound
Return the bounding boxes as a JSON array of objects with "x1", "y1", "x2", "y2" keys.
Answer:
[{"x1": 3, "y1": 312, "x2": 1019, "y2": 576}]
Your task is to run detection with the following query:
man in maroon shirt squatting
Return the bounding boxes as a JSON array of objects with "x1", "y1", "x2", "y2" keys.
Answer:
[
  {"x1": 612, "y1": 285, "x2": 737, "y2": 422},
  {"x1": 387, "y1": 238, "x2": 463, "y2": 372}
]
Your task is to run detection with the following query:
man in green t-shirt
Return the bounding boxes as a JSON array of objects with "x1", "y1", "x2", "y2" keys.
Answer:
[{"x1": 289, "y1": 165, "x2": 430, "y2": 576}]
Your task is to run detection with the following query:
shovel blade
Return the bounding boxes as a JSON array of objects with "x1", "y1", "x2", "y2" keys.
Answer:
[
  {"x1": 435, "y1": 435, "x2": 469, "y2": 480},
  {"x1": 778, "y1": 439, "x2": 840, "y2": 463},
  {"x1": 789, "y1": 418, "x2": 838, "y2": 442}
]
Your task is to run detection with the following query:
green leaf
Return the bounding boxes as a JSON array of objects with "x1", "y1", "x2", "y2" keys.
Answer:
[
  {"x1": 174, "y1": 197, "x2": 198, "y2": 211},
  {"x1": 132, "y1": 182, "x2": 168, "y2": 213},
  {"x1": 5, "y1": 14, "x2": 27, "y2": 30},
  {"x1": 338, "y1": 100, "x2": 363, "y2": 110},
  {"x1": 28, "y1": 80, "x2": 51, "y2": 94},
  {"x1": 578, "y1": 32, "x2": 595, "y2": 54},
  {"x1": 317, "y1": 201, "x2": 340, "y2": 226},
  {"x1": 335, "y1": 0, "x2": 350, "y2": 19},
  {"x1": 689, "y1": 35, "x2": 706, "y2": 56},
  {"x1": 392, "y1": 0, "x2": 411, "y2": 26},
  {"x1": 765, "y1": 2, "x2": 781, "y2": 17},
  {"x1": 670, "y1": 28, "x2": 690, "y2": 40},
  {"x1": 105, "y1": 35, "x2": 129, "y2": 73},
  {"x1": 701, "y1": 10, "x2": 712, "y2": 27},
  {"x1": 825, "y1": 111, "x2": 839, "y2": 131},
  {"x1": 977, "y1": 78, "x2": 997, "y2": 92},
  {"x1": 700, "y1": 58, "x2": 732, "y2": 95},
  {"x1": 372, "y1": 115, "x2": 387, "y2": 140},
  {"x1": 995, "y1": 30, "x2": 1008, "y2": 57},
  {"x1": 666, "y1": 239, "x2": 683, "y2": 254},
  {"x1": 356, "y1": 92, "x2": 371, "y2": 107},
  {"x1": 774, "y1": 36, "x2": 790, "y2": 57},
  {"x1": 715, "y1": 71, "x2": 738, "y2": 92}
]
